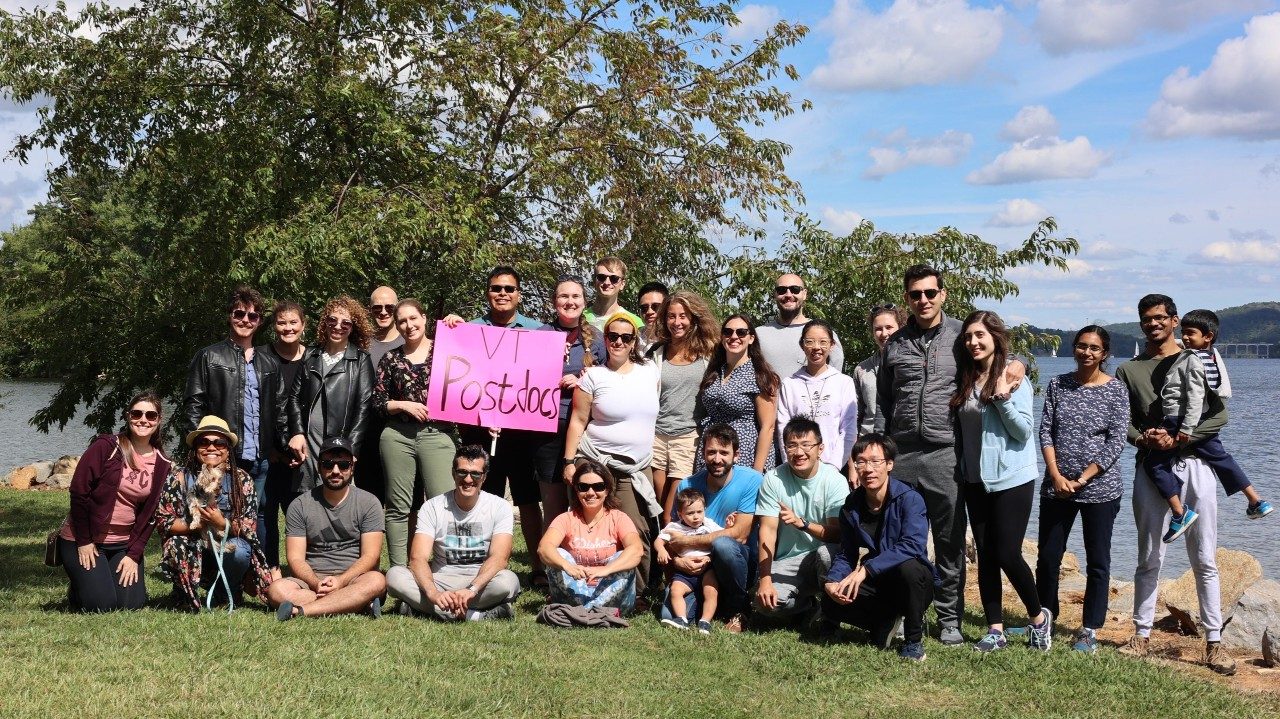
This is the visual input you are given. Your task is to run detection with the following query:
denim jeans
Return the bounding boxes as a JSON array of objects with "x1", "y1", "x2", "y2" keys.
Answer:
[
  {"x1": 660, "y1": 535, "x2": 755, "y2": 622},
  {"x1": 236, "y1": 457, "x2": 270, "y2": 546},
  {"x1": 547, "y1": 549, "x2": 637, "y2": 615}
]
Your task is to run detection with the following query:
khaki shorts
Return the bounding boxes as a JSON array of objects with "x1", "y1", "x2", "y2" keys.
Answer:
[{"x1": 652, "y1": 431, "x2": 698, "y2": 477}]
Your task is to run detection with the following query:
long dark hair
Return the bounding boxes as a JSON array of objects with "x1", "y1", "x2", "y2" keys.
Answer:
[
  {"x1": 701, "y1": 313, "x2": 779, "y2": 399},
  {"x1": 1073, "y1": 324, "x2": 1111, "y2": 370},
  {"x1": 117, "y1": 390, "x2": 169, "y2": 471},
  {"x1": 569, "y1": 459, "x2": 621, "y2": 513},
  {"x1": 951, "y1": 310, "x2": 1011, "y2": 408},
  {"x1": 184, "y1": 436, "x2": 247, "y2": 532}
]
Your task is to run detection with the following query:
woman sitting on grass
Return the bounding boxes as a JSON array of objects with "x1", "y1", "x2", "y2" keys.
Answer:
[
  {"x1": 156, "y1": 416, "x2": 272, "y2": 611},
  {"x1": 58, "y1": 392, "x2": 172, "y2": 612},
  {"x1": 538, "y1": 460, "x2": 644, "y2": 615}
]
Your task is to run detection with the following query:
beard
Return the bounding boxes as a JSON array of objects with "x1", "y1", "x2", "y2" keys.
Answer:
[{"x1": 324, "y1": 473, "x2": 354, "y2": 491}]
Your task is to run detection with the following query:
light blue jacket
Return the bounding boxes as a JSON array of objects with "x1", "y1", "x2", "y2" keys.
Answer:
[{"x1": 959, "y1": 379, "x2": 1038, "y2": 492}]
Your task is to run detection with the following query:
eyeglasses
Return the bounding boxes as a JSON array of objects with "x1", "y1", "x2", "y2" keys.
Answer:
[
  {"x1": 1141, "y1": 314, "x2": 1171, "y2": 324},
  {"x1": 325, "y1": 316, "x2": 353, "y2": 329},
  {"x1": 575, "y1": 481, "x2": 608, "y2": 494},
  {"x1": 370, "y1": 303, "x2": 395, "y2": 315},
  {"x1": 594, "y1": 273, "x2": 622, "y2": 285},
  {"x1": 802, "y1": 339, "x2": 831, "y2": 348},
  {"x1": 488, "y1": 284, "x2": 518, "y2": 294},
  {"x1": 852, "y1": 458, "x2": 888, "y2": 469},
  {"x1": 320, "y1": 459, "x2": 353, "y2": 471},
  {"x1": 775, "y1": 285, "x2": 805, "y2": 296},
  {"x1": 128, "y1": 409, "x2": 160, "y2": 421},
  {"x1": 605, "y1": 331, "x2": 635, "y2": 344},
  {"x1": 722, "y1": 327, "x2": 751, "y2": 338},
  {"x1": 1074, "y1": 343, "x2": 1105, "y2": 354},
  {"x1": 194, "y1": 437, "x2": 230, "y2": 450},
  {"x1": 231, "y1": 309, "x2": 261, "y2": 322},
  {"x1": 907, "y1": 289, "x2": 941, "y2": 301},
  {"x1": 452, "y1": 469, "x2": 485, "y2": 481},
  {"x1": 640, "y1": 303, "x2": 663, "y2": 312},
  {"x1": 784, "y1": 441, "x2": 820, "y2": 452}
]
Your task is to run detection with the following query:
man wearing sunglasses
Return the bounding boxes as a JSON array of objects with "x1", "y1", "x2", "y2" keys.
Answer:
[
  {"x1": 757, "y1": 273, "x2": 846, "y2": 379},
  {"x1": 271, "y1": 436, "x2": 387, "y2": 620},
  {"x1": 584, "y1": 256, "x2": 645, "y2": 333},
  {"x1": 367, "y1": 285, "x2": 404, "y2": 368},
  {"x1": 386, "y1": 444, "x2": 522, "y2": 620},
  {"x1": 181, "y1": 285, "x2": 280, "y2": 545},
  {"x1": 636, "y1": 280, "x2": 669, "y2": 352},
  {"x1": 877, "y1": 264, "x2": 1025, "y2": 646}
]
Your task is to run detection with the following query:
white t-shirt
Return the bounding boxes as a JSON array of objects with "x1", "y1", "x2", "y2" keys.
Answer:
[
  {"x1": 578, "y1": 362, "x2": 660, "y2": 463},
  {"x1": 415, "y1": 490, "x2": 514, "y2": 572},
  {"x1": 657, "y1": 517, "x2": 725, "y2": 558}
]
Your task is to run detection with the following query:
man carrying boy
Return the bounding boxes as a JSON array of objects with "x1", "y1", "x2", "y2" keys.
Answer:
[
  {"x1": 1116, "y1": 294, "x2": 1235, "y2": 675},
  {"x1": 1143, "y1": 308, "x2": 1271, "y2": 542},
  {"x1": 822, "y1": 433, "x2": 935, "y2": 661},
  {"x1": 656, "y1": 488, "x2": 724, "y2": 634}
]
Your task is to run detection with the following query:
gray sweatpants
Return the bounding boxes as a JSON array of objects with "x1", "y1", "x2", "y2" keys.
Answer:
[
  {"x1": 894, "y1": 442, "x2": 966, "y2": 629},
  {"x1": 1132, "y1": 456, "x2": 1222, "y2": 641},
  {"x1": 386, "y1": 565, "x2": 521, "y2": 621},
  {"x1": 752, "y1": 544, "x2": 834, "y2": 619}
]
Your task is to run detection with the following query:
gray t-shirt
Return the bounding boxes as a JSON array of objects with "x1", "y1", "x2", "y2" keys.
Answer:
[
  {"x1": 369, "y1": 335, "x2": 405, "y2": 370},
  {"x1": 756, "y1": 320, "x2": 846, "y2": 378},
  {"x1": 416, "y1": 490, "x2": 514, "y2": 572},
  {"x1": 285, "y1": 486, "x2": 385, "y2": 575},
  {"x1": 656, "y1": 355, "x2": 708, "y2": 436},
  {"x1": 958, "y1": 388, "x2": 984, "y2": 484}
]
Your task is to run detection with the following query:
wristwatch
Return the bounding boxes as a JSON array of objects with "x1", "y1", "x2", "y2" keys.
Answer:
[{"x1": 465, "y1": 583, "x2": 477, "y2": 593}]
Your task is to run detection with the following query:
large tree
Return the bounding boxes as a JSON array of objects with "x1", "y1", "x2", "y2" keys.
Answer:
[{"x1": 0, "y1": 0, "x2": 807, "y2": 431}]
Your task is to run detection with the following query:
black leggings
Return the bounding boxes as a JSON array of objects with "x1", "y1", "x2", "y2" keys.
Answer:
[
  {"x1": 963, "y1": 481, "x2": 1041, "y2": 627},
  {"x1": 58, "y1": 538, "x2": 147, "y2": 612},
  {"x1": 1036, "y1": 495, "x2": 1119, "y2": 630}
]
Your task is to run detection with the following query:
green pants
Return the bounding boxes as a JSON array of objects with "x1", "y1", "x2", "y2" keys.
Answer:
[{"x1": 382, "y1": 421, "x2": 456, "y2": 567}]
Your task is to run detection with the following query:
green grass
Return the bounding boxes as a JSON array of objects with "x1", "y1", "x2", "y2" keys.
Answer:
[{"x1": 1, "y1": 489, "x2": 1274, "y2": 718}]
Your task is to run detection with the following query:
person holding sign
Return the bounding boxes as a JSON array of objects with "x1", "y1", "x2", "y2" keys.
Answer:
[
  {"x1": 374, "y1": 298, "x2": 458, "y2": 568},
  {"x1": 562, "y1": 313, "x2": 661, "y2": 596}
]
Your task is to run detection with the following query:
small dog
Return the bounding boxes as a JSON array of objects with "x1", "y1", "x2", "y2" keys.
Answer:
[{"x1": 187, "y1": 464, "x2": 224, "y2": 534}]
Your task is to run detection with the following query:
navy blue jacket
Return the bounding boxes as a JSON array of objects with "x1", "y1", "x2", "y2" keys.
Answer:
[{"x1": 827, "y1": 477, "x2": 936, "y2": 582}]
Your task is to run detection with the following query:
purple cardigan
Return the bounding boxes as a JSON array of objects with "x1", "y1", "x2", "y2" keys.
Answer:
[{"x1": 68, "y1": 434, "x2": 172, "y2": 561}]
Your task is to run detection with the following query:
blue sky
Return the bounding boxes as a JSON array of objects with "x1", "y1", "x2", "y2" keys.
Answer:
[{"x1": 2, "y1": 1, "x2": 1279, "y2": 330}]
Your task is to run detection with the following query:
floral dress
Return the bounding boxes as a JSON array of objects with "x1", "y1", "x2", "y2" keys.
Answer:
[
  {"x1": 696, "y1": 358, "x2": 776, "y2": 472},
  {"x1": 156, "y1": 465, "x2": 272, "y2": 611}
]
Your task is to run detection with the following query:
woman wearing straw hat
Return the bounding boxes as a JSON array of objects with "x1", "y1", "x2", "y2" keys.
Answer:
[{"x1": 156, "y1": 416, "x2": 272, "y2": 611}]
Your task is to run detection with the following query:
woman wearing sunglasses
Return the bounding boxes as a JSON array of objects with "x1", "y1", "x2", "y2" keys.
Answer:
[
  {"x1": 854, "y1": 304, "x2": 905, "y2": 436},
  {"x1": 539, "y1": 460, "x2": 644, "y2": 614},
  {"x1": 156, "y1": 416, "x2": 272, "y2": 611},
  {"x1": 562, "y1": 313, "x2": 661, "y2": 597},
  {"x1": 696, "y1": 314, "x2": 780, "y2": 474},
  {"x1": 284, "y1": 295, "x2": 376, "y2": 493},
  {"x1": 57, "y1": 392, "x2": 172, "y2": 611}
]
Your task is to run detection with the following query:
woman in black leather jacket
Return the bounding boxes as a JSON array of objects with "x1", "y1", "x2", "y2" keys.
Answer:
[{"x1": 284, "y1": 295, "x2": 376, "y2": 491}]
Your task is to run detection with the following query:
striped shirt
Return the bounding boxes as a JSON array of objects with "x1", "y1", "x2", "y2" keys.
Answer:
[{"x1": 1195, "y1": 349, "x2": 1220, "y2": 391}]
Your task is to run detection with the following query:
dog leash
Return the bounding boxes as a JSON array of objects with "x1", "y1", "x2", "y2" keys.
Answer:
[{"x1": 204, "y1": 527, "x2": 235, "y2": 614}]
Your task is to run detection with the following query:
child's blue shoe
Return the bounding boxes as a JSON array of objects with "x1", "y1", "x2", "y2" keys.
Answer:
[
  {"x1": 1163, "y1": 508, "x2": 1199, "y2": 543},
  {"x1": 1247, "y1": 500, "x2": 1274, "y2": 519}
]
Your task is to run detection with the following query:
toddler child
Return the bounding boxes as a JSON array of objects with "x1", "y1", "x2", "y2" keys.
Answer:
[{"x1": 655, "y1": 488, "x2": 723, "y2": 634}]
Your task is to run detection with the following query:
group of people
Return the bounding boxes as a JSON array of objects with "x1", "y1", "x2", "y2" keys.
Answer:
[{"x1": 56, "y1": 257, "x2": 1270, "y2": 674}]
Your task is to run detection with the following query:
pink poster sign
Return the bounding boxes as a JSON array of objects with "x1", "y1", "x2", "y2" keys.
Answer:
[{"x1": 426, "y1": 321, "x2": 564, "y2": 432}]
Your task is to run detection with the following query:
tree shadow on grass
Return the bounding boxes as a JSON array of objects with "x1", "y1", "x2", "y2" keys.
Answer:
[{"x1": 0, "y1": 492, "x2": 67, "y2": 595}]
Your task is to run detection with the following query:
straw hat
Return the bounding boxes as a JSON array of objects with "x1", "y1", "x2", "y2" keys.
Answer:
[{"x1": 184, "y1": 415, "x2": 239, "y2": 449}]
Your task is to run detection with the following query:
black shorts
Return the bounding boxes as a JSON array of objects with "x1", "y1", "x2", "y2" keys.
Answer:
[{"x1": 460, "y1": 426, "x2": 541, "y2": 506}]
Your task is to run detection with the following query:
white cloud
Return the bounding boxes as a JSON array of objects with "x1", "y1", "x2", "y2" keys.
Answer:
[
  {"x1": 1034, "y1": 0, "x2": 1265, "y2": 56},
  {"x1": 810, "y1": 0, "x2": 1005, "y2": 91},
  {"x1": 1080, "y1": 240, "x2": 1139, "y2": 260},
  {"x1": 1169, "y1": 212, "x2": 1191, "y2": 224},
  {"x1": 863, "y1": 129, "x2": 973, "y2": 179},
  {"x1": 1000, "y1": 105, "x2": 1060, "y2": 141},
  {"x1": 726, "y1": 5, "x2": 781, "y2": 42},
  {"x1": 967, "y1": 135, "x2": 1109, "y2": 184},
  {"x1": 1006, "y1": 258, "x2": 1094, "y2": 281},
  {"x1": 1193, "y1": 239, "x2": 1280, "y2": 265},
  {"x1": 821, "y1": 206, "x2": 866, "y2": 235},
  {"x1": 985, "y1": 199, "x2": 1049, "y2": 227},
  {"x1": 1145, "y1": 13, "x2": 1280, "y2": 140}
]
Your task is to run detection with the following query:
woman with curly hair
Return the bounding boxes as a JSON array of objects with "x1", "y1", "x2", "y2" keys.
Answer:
[
  {"x1": 156, "y1": 416, "x2": 272, "y2": 611},
  {"x1": 284, "y1": 295, "x2": 376, "y2": 492},
  {"x1": 696, "y1": 314, "x2": 780, "y2": 473},
  {"x1": 648, "y1": 290, "x2": 719, "y2": 516}
]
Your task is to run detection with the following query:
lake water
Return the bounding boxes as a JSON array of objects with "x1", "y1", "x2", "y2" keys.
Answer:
[{"x1": 4, "y1": 363, "x2": 1279, "y2": 580}]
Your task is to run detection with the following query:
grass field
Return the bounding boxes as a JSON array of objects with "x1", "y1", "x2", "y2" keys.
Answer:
[{"x1": 2, "y1": 488, "x2": 1275, "y2": 718}]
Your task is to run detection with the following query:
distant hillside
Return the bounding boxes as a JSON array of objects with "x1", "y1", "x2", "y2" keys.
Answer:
[{"x1": 1028, "y1": 302, "x2": 1280, "y2": 357}]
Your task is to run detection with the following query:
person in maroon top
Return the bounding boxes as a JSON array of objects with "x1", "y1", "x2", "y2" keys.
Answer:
[{"x1": 58, "y1": 392, "x2": 173, "y2": 611}]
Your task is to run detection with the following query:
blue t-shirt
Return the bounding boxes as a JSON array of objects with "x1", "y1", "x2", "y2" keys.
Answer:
[
  {"x1": 673, "y1": 466, "x2": 764, "y2": 550},
  {"x1": 468, "y1": 312, "x2": 542, "y2": 329}
]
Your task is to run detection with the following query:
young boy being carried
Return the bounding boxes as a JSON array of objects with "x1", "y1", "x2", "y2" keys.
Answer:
[
  {"x1": 1146, "y1": 309, "x2": 1273, "y2": 544},
  {"x1": 656, "y1": 488, "x2": 724, "y2": 634}
]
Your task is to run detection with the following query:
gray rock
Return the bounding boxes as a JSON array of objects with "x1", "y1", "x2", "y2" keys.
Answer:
[
  {"x1": 47, "y1": 472, "x2": 74, "y2": 490},
  {"x1": 1221, "y1": 579, "x2": 1280, "y2": 652},
  {"x1": 1263, "y1": 628, "x2": 1278, "y2": 668},
  {"x1": 1163, "y1": 549, "x2": 1262, "y2": 635},
  {"x1": 1108, "y1": 580, "x2": 1135, "y2": 619}
]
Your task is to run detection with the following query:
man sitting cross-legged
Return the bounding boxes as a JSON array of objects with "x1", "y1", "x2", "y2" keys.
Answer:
[
  {"x1": 386, "y1": 444, "x2": 522, "y2": 620},
  {"x1": 269, "y1": 436, "x2": 386, "y2": 620}
]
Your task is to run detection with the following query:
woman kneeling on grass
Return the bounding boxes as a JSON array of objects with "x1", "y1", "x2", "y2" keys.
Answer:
[
  {"x1": 58, "y1": 392, "x2": 172, "y2": 612},
  {"x1": 156, "y1": 416, "x2": 272, "y2": 611},
  {"x1": 538, "y1": 460, "x2": 643, "y2": 615},
  {"x1": 952, "y1": 311, "x2": 1052, "y2": 652}
]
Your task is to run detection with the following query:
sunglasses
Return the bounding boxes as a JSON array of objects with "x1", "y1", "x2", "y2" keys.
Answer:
[
  {"x1": 575, "y1": 481, "x2": 608, "y2": 494},
  {"x1": 128, "y1": 409, "x2": 160, "y2": 421},
  {"x1": 320, "y1": 459, "x2": 353, "y2": 471},
  {"x1": 452, "y1": 469, "x2": 485, "y2": 481},
  {"x1": 594, "y1": 273, "x2": 622, "y2": 285},
  {"x1": 488, "y1": 284, "x2": 518, "y2": 294},
  {"x1": 907, "y1": 289, "x2": 941, "y2": 301},
  {"x1": 870, "y1": 303, "x2": 897, "y2": 313},
  {"x1": 721, "y1": 327, "x2": 751, "y2": 338},
  {"x1": 639, "y1": 303, "x2": 663, "y2": 313},
  {"x1": 370, "y1": 303, "x2": 395, "y2": 315},
  {"x1": 605, "y1": 331, "x2": 635, "y2": 344},
  {"x1": 231, "y1": 309, "x2": 261, "y2": 322},
  {"x1": 775, "y1": 285, "x2": 805, "y2": 296},
  {"x1": 194, "y1": 437, "x2": 230, "y2": 450},
  {"x1": 325, "y1": 316, "x2": 353, "y2": 329}
]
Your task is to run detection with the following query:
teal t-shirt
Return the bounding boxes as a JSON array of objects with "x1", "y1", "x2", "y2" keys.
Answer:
[{"x1": 755, "y1": 463, "x2": 849, "y2": 562}]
